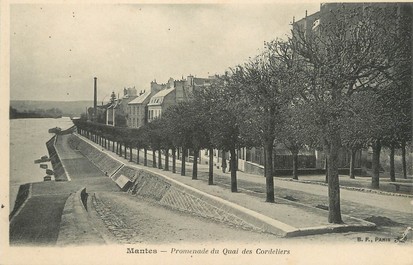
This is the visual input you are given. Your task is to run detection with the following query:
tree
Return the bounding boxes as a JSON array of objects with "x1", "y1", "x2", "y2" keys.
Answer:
[
  {"x1": 202, "y1": 78, "x2": 250, "y2": 192},
  {"x1": 290, "y1": 3, "x2": 407, "y2": 223},
  {"x1": 145, "y1": 119, "x2": 163, "y2": 168},
  {"x1": 232, "y1": 40, "x2": 296, "y2": 201},
  {"x1": 192, "y1": 88, "x2": 221, "y2": 184},
  {"x1": 278, "y1": 104, "x2": 309, "y2": 180},
  {"x1": 162, "y1": 103, "x2": 193, "y2": 176}
]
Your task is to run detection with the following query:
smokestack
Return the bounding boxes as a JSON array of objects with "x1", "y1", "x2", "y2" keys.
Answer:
[{"x1": 94, "y1": 77, "x2": 97, "y2": 121}]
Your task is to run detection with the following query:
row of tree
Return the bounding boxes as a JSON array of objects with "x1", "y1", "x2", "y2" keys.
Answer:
[
  {"x1": 10, "y1": 106, "x2": 63, "y2": 119},
  {"x1": 74, "y1": 4, "x2": 412, "y2": 224}
]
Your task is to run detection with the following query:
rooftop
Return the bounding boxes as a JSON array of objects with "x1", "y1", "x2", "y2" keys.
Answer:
[{"x1": 128, "y1": 91, "x2": 151, "y2": 105}]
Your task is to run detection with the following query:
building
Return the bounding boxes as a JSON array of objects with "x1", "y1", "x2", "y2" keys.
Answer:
[
  {"x1": 293, "y1": 3, "x2": 412, "y2": 37},
  {"x1": 146, "y1": 75, "x2": 218, "y2": 122},
  {"x1": 147, "y1": 87, "x2": 175, "y2": 122},
  {"x1": 127, "y1": 81, "x2": 165, "y2": 128},
  {"x1": 106, "y1": 87, "x2": 138, "y2": 127},
  {"x1": 127, "y1": 90, "x2": 150, "y2": 128}
]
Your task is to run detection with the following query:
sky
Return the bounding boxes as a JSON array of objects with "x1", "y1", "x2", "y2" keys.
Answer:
[{"x1": 10, "y1": 3, "x2": 320, "y2": 102}]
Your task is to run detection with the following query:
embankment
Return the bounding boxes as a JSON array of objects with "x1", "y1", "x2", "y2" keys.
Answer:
[
  {"x1": 69, "y1": 134, "x2": 287, "y2": 235},
  {"x1": 9, "y1": 183, "x2": 30, "y2": 220},
  {"x1": 46, "y1": 135, "x2": 68, "y2": 181}
]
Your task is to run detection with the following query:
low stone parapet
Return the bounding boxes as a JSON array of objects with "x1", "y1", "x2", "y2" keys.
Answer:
[
  {"x1": 57, "y1": 187, "x2": 106, "y2": 246},
  {"x1": 46, "y1": 135, "x2": 68, "y2": 181}
]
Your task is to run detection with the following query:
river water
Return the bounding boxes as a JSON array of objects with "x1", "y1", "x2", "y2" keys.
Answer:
[{"x1": 9, "y1": 117, "x2": 73, "y2": 213}]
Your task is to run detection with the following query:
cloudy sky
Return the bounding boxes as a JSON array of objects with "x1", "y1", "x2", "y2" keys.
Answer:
[{"x1": 10, "y1": 3, "x2": 320, "y2": 102}]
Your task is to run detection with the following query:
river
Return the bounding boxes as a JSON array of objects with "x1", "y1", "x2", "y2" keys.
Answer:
[{"x1": 9, "y1": 117, "x2": 73, "y2": 214}]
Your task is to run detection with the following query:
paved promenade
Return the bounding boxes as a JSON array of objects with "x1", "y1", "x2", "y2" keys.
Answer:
[{"x1": 77, "y1": 134, "x2": 412, "y2": 241}]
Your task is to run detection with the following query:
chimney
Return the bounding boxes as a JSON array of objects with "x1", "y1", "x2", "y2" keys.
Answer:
[{"x1": 94, "y1": 77, "x2": 97, "y2": 121}]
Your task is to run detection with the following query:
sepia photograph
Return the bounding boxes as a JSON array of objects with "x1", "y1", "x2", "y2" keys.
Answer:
[{"x1": 1, "y1": 1, "x2": 413, "y2": 264}]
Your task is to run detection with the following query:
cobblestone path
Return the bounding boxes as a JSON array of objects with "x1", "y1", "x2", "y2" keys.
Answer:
[{"x1": 91, "y1": 192, "x2": 279, "y2": 244}]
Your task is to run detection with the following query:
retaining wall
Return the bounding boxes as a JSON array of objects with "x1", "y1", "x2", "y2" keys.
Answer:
[{"x1": 46, "y1": 135, "x2": 67, "y2": 181}]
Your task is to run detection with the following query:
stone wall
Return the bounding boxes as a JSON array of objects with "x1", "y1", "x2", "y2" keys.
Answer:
[{"x1": 46, "y1": 135, "x2": 67, "y2": 181}]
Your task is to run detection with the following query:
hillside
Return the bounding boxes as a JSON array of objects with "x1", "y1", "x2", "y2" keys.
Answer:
[{"x1": 10, "y1": 100, "x2": 94, "y2": 117}]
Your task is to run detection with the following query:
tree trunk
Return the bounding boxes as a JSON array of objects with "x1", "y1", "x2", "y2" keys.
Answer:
[
  {"x1": 371, "y1": 139, "x2": 382, "y2": 189},
  {"x1": 158, "y1": 149, "x2": 162, "y2": 169},
  {"x1": 144, "y1": 148, "x2": 147, "y2": 166},
  {"x1": 172, "y1": 147, "x2": 176, "y2": 173},
  {"x1": 181, "y1": 148, "x2": 186, "y2": 176},
  {"x1": 264, "y1": 141, "x2": 274, "y2": 203},
  {"x1": 327, "y1": 134, "x2": 343, "y2": 224},
  {"x1": 221, "y1": 150, "x2": 227, "y2": 173},
  {"x1": 349, "y1": 148, "x2": 356, "y2": 179},
  {"x1": 390, "y1": 144, "x2": 395, "y2": 182},
  {"x1": 325, "y1": 156, "x2": 328, "y2": 183},
  {"x1": 208, "y1": 147, "x2": 214, "y2": 185},
  {"x1": 136, "y1": 148, "x2": 140, "y2": 164},
  {"x1": 124, "y1": 144, "x2": 127, "y2": 159},
  {"x1": 192, "y1": 148, "x2": 199, "y2": 180},
  {"x1": 402, "y1": 141, "x2": 407, "y2": 179},
  {"x1": 292, "y1": 149, "x2": 299, "y2": 180},
  {"x1": 230, "y1": 148, "x2": 238, "y2": 192},
  {"x1": 112, "y1": 141, "x2": 115, "y2": 152},
  {"x1": 164, "y1": 149, "x2": 169, "y2": 171},
  {"x1": 152, "y1": 149, "x2": 157, "y2": 168},
  {"x1": 129, "y1": 146, "x2": 133, "y2": 162}
]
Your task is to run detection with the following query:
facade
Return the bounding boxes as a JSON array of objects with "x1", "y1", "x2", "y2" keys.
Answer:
[
  {"x1": 106, "y1": 87, "x2": 138, "y2": 126},
  {"x1": 127, "y1": 81, "x2": 165, "y2": 128},
  {"x1": 293, "y1": 3, "x2": 412, "y2": 36},
  {"x1": 127, "y1": 91, "x2": 151, "y2": 128},
  {"x1": 147, "y1": 87, "x2": 176, "y2": 122},
  {"x1": 146, "y1": 75, "x2": 218, "y2": 123}
]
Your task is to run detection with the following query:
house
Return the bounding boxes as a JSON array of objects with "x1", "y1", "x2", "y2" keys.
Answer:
[
  {"x1": 127, "y1": 80, "x2": 166, "y2": 128},
  {"x1": 147, "y1": 86, "x2": 176, "y2": 122},
  {"x1": 106, "y1": 87, "x2": 138, "y2": 127},
  {"x1": 127, "y1": 90, "x2": 150, "y2": 128},
  {"x1": 146, "y1": 75, "x2": 219, "y2": 122}
]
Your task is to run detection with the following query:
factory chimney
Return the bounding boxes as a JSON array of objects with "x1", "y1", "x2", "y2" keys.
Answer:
[{"x1": 93, "y1": 77, "x2": 97, "y2": 121}]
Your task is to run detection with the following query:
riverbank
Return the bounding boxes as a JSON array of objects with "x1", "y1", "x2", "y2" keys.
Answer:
[
  {"x1": 10, "y1": 131, "x2": 412, "y2": 246},
  {"x1": 9, "y1": 117, "x2": 74, "y2": 214}
]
